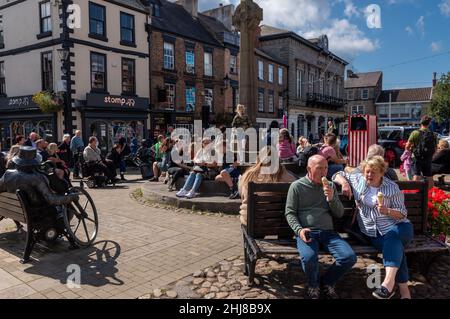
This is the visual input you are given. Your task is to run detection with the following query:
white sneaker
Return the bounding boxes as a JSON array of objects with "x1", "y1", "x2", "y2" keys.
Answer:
[
  {"x1": 176, "y1": 189, "x2": 188, "y2": 197},
  {"x1": 185, "y1": 191, "x2": 197, "y2": 199}
]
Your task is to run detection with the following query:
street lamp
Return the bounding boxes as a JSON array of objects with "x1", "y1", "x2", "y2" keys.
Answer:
[{"x1": 221, "y1": 73, "x2": 230, "y2": 94}]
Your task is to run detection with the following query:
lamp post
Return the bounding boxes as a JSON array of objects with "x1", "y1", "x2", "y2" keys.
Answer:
[
  {"x1": 58, "y1": 0, "x2": 72, "y2": 135},
  {"x1": 57, "y1": 47, "x2": 72, "y2": 135}
]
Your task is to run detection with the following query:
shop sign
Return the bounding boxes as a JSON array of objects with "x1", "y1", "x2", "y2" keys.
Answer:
[
  {"x1": 86, "y1": 93, "x2": 149, "y2": 110},
  {"x1": 0, "y1": 95, "x2": 39, "y2": 110}
]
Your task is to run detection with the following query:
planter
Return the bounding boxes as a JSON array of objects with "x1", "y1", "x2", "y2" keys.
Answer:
[{"x1": 32, "y1": 91, "x2": 63, "y2": 113}]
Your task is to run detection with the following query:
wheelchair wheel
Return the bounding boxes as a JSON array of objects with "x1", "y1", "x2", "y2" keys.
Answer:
[{"x1": 63, "y1": 186, "x2": 99, "y2": 247}]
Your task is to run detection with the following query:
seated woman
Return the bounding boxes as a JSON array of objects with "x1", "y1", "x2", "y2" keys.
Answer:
[
  {"x1": 176, "y1": 138, "x2": 218, "y2": 199},
  {"x1": 432, "y1": 139, "x2": 450, "y2": 175},
  {"x1": 149, "y1": 138, "x2": 174, "y2": 182},
  {"x1": 47, "y1": 142, "x2": 70, "y2": 181},
  {"x1": 238, "y1": 146, "x2": 297, "y2": 226},
  {"x1": 277, "y1": 129, "x2": 298, "y2": 162},
  {"x1": 332, "y1": 155, "x2": 413, "y2": 299},
  {"x1": 167, "y1": 140, "x2": 191, "y2": 191},
  {"x1": 319, "y1": 133, "x2": 347, "y2": 179},
  {"x1": 215, "y1": 139, "x2": 241, "y2": 199},
  {"x1": 296, "y1": 136, "x2": 311, "y2": 154}
]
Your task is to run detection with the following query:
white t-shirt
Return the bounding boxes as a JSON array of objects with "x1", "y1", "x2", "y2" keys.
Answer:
[{"x1": 363, "y1": 186, "x2": 379, "y2": 207}]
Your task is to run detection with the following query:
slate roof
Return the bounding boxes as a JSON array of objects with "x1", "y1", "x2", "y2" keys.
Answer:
[
  {"x1": 148, "y1": 0, "x2": 222, "y2": 47},
  {"x1": 345, "y1": 71, "x2": 382, "y2": 88},
  {"x1": 114, "y1": 0, "x2": 148, "y2": 12}
]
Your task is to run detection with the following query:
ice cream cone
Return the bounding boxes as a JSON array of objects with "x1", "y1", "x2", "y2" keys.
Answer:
[{"x1": 377, "y1": 192, "x2": 384, "y2": 206}]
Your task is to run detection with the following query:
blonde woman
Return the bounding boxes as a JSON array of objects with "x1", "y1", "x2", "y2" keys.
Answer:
[
  {"x1": 432, "y1": 139, "x2": 450, "y2": 174},
  {"x1": 238, "y1": 146, "x2": 297, "y2": 225},
  {"x1": 333, "y1": 155, "x2": 413, "y2": 299},
  {"x1": 6, "y1": 145, "x2": 21, "y2": 169}
]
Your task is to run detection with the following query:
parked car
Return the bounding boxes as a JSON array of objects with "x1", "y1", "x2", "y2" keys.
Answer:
[{"x1": 378, "y1": 126, "x2": 418, "y2": 167}]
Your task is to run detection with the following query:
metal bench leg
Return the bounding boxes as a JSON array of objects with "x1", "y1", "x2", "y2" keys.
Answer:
[
  {"x1": 248, "y1": 259, "x2": 257, "y2": 286},
  {"x1": 20, "y1": 229, "x2": 35, "y2": 264}
]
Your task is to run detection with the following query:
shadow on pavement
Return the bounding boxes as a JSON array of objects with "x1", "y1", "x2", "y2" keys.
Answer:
[{"x1": 0, "y1": 230, "x2": 123, "y2": 288}]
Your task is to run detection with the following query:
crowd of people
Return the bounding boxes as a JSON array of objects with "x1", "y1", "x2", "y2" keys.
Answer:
[
  {"x1": 0, "y1": 110, "x2": 448, "y2": 300},
  {"x1": 0, "y1": 130, "x2": 132, "y2": 184}
]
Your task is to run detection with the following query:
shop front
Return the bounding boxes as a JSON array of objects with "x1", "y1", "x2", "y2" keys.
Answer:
[
  {"x1": 150, "y1": 110, "x2": 194, "y2": 141},
  {"x1": 0, "y1": 95, "x2": 57, "y2": 151},
  {"x1": 77, "y1": 93, "x2": 149, "y2": 154}
]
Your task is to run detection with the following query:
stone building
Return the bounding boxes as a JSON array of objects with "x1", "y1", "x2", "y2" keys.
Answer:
[
  {"x1": 345, "y1": 71, "x2": 382, "y2": 116},
  {"x1": 258, "y1": 25, "x2": 348, "y2": 141}
]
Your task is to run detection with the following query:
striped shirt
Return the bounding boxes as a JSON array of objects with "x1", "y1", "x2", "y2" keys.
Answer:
[{"x1": 334, "y1": 171, "x2": 409, "y2": 237}]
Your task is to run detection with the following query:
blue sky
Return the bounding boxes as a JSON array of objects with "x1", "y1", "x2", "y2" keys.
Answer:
[{"x1": 197, "y1": 0, "x2": 450, "y2": 89}]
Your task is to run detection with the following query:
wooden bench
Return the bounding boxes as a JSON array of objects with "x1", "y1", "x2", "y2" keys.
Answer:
[
  {"x1": 243, "y1": 181, "x2": 450, "y2": 284},
  {"x1": 0, "y1": 190, "x2": 36, "y2": 263}
]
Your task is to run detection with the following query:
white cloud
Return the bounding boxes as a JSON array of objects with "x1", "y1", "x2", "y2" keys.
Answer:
[
  {"x1": 416, "y1": 16, "x2": 425, "y2": 36},
  {"x1": 303, "y1": 19, "x2": 380, "y2": 59},
  {"x1": 430, "y1": 41, "x2": 443, "y2": 52},
  {"x1": 197, "y1": 0, "x2": 378, "y2": 58},
  {"x1": 340, "y1": 0, "x2": 361, "y2": 18},
  {"x1": 439, "y1": 0, "x2": 450, "y2": 16},
  {"x1": 405, "y1": 26, "x2": 413, "y2": 35}
]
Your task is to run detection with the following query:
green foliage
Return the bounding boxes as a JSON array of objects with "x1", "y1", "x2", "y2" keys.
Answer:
[
  {"x1": 32, "y1": 91, "x2": 63, "y2": 113},
  {"x1": 428, "y1": 72, "x2": 450, "y2": 124}
]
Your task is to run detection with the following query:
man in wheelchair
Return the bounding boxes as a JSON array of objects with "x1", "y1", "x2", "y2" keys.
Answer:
[
  {"x1": 83, "y1": 136, "x2": 117, "y2": 185},
  {"x1": 0, "y1": 147, "x2": 79, "y2": 235}
]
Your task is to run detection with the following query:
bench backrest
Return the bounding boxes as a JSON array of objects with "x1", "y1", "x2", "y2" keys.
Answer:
[
  {"x1": 247, "y1": 180, "x2": 428, "y2": 239},
  {"x1": 0, "y1": 191, "x2": 27, "y2": 224}
]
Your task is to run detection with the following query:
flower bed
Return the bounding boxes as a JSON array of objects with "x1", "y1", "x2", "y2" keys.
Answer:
[{"x1": 428, "y1": 187, "x2": 450, "y2": 242}]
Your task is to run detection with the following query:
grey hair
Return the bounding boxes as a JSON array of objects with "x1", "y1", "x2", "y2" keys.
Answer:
[{"x1": 366, "y1": 144, "x2": 385, "y2": 159}]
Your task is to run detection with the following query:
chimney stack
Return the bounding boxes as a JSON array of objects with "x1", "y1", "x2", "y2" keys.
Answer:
[
  {"x1": 432, "y1": 72, "x2": 437, "y2": 87},
  {"x1": 176, "y1": 0, "x2": 198, "y2": 18}
]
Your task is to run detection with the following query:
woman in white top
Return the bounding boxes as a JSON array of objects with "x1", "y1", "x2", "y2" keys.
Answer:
[
  {"x1": 333, "y1": 156, "x2": 413, "y2": 299},
  {"x1": 176, "y1": 138, "x2": 218, "y2": 199}
]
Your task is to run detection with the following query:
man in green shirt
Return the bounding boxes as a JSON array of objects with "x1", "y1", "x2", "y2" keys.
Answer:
[
  {"x1": 285, "y1": 155, "x2": 356, "y2": 299},
  {"x1": 151, "y1": 135, "x2": 164, "y2": 162}
]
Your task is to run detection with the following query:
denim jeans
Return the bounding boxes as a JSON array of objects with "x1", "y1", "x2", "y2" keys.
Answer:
[
  {"x1": 369, "y1": 222, "x2": 414, "y2": 283},
  {"x1": 296, "y1": 230, "x2": 357, "y2": 288},
  {"x1": 119, "y1": 160, "x2": 126, "y2": 174},
  {"x1": 181, "y1": 172, "x2": 203, "y2": 193}
]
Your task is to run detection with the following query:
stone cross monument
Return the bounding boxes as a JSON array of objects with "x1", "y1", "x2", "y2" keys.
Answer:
[{"x1": 232, "y1": 0, "x2": 263, "y2": 125}]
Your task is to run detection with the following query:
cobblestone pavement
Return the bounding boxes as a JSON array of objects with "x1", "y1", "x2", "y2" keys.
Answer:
[
  {"x1": 139, "y1": 254, "x2": 450, "y2": 300},
  {"x1": 0, "y1": 173, "x2": 242, "y2": 299}
]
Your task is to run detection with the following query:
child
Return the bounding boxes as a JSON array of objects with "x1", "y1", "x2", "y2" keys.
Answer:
[
  {"x1": 277, "y1": 129, "x2": 297, "y2": 162},
  {"x1": 400, "y1": 141, "x2": 413, "y2": 181}
]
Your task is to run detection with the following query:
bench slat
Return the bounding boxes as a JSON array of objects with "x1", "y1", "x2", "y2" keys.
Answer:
[
  {"x1": 0, "y1": 197, "x2": 22, "y2": 209},
  {"x1": 253, "y1": 235, "x2": 448, "y2": 257},
  {"x1": 0, "y1": 193, "x2": 21, "y2": 201},
  {"x1": 0, "y1": 208, "x2": 26, "y2": 223}
]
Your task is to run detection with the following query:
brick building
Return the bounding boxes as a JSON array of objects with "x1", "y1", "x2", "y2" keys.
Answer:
[{"x1": 146, "y1": 0, "x2": 238, "y2": 138}]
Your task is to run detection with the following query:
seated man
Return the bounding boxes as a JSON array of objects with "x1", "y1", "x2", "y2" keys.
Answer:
[
  {"x1": 285, "y1": 155, "x2": 356, "y2": 299},
  {"x1": 83, "y1": 136, "x2": 116, "y2": 183},
  {"x1": 0, "y1": 146, "x2": 79, "y2": 212}
]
